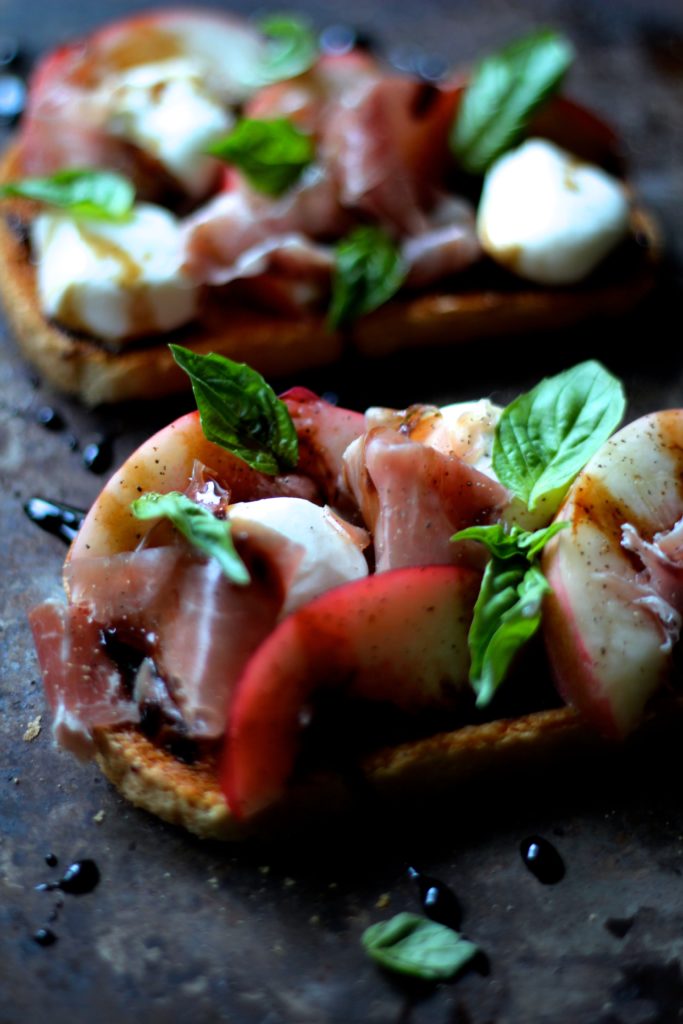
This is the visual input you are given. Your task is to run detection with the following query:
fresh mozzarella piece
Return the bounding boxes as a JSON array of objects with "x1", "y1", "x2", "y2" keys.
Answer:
[
  {"x1": 106, "y1": 59, "x2": 232, "y2": 196},
  {"x1": 365, "y1": 399, "x2": 502, "y2": 479},
  {"x1": 477, "y1": 138, "x2": 630, "y2": 285},
  {"x1": 228, "y1": 497, "x2": 369, "y2": 618},
  {"x1": 32, "y1": 204, "x2": 198, "y2": 343},
  {"x1": 421, "y1": 399, "x2": 502, "y2": 478}
]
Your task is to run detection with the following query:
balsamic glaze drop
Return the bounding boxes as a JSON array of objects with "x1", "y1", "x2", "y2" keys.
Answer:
[
  {"x1": 58, "y1": 859, "x2": 100, "y2": 895},
  {"x1": 32, "y1": 927, "x2": 57, "y2": 947},
  {"x1": 520, "y1": 835, "x2": 565, "y2": 884},
  {"x1": 35, "y1": 406, "x2": 65, "y2": 432},
  {"x1": 24, "y1": 497, "x2": 86, "y2": 544},
  {"x1": 407, "y1": 866, "x2": 462, "y2": 930},
  {"x1": 82, "y1": 436, "x2": 114, "y2": 475}
]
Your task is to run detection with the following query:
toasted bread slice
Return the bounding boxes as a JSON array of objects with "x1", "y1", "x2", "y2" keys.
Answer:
[
  {"x1": 0, "y1": 141, "x2": 661, "y2": 406},
  {"x1": 93, "y1": 706, "x2": 589, "y2": 840}
]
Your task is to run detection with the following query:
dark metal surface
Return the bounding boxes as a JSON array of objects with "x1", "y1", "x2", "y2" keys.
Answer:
[{"x1": 2, "y1": 1, "x2": 683, "y2": 1021}]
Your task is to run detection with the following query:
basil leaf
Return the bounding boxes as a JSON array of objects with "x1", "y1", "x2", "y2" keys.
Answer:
[
  {"x1": 454, "y1": 521, "x2": 567, "y2": 561},
  {"x1": 328, "y1": 227, "x2": 407, "y2": 329},
  {"x1": 493, "y1": 360, "x2": 625, "y2": 515},
  {"x1": 257, "y1": 15, "x2": 318, "y2": 84},
  {"x1": 207, "y1": 118, "x2": 314, "y2": 197},
  {"x1": 0, "y1": 168, "x2": 135, "y2": 221},
  {"x1": 452, "y1": 522, "x2": 566, "y2": 706},
  {"x1": 131, "y1": 491, "x2": 250, "y2": 586},
  {"x1": 362, "y1": 913, "x2": 480, "y2": 981},
  {"x1": 451, "y1": 29, "x2": 574, "y2": 174},
  {"x1": 170, "y1": 345, "x2": 298, "y2": 476}
]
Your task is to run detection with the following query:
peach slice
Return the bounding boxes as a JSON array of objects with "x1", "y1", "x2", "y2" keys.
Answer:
[
  {"x1": 542, "y1": 410, "x2": 683, "y2": 737},
  {"x1": 223, "y1": 564, "x2": 481, "y2": 818}
]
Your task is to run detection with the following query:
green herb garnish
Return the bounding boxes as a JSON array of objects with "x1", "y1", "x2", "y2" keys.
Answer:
[
  {"x1": 328, "y1": 227, "x2": 407, "y2": 329},
  {"x1": 207, "y1": 118, "x2": 314, "y2": 197},
  {"x1": 0, "y1": 168, "x2": 135, "y2": 221},
  {"x1": 131, "y1": 491, "x2": 250, "y2": 585},
  {"x1": 451, "y1": 29, "x2": 574, "y2": 174},
  {"x1": 493, "y1": 360, "x2": 625, "y2": 517},
  {"x1": 452, "y1": 522, "x2": 567, "y2": 706},
  {"x1": 258, "y1": 15, "x2": 318, "y2": 82},
  {"x1": 170, "y1": 345, "x2": 298, "y2": 476},
  {"x1": 362, "y1": 913, "x2": 480, "y2": 981}
]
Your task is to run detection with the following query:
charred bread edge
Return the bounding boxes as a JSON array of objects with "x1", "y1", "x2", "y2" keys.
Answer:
[
  {"x1": 92, "y1": 707, "x2": 596, "y2": 841},
  {"x1": 93, "y1": 695, "x2": 683, "y2": 841},
  {"x1": 0, "y1": 142, "x2": 661, "y2": 404}
]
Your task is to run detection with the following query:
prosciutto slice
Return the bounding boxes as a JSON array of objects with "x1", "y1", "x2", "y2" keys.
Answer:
[
  {"x1": 344, "y1": 427, "x2": 507, "y2": 572},
  {"x1": 29, "y1": 600, "x2": 139, "y2": 759},
  {"x1": 281, "y1": 388, "x2": 366, "y2": 506}
]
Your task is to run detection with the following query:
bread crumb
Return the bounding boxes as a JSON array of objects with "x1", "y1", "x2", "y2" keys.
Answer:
[
  {"x1": 93, "y1": 809, "x2": 105, "y2": 824},
  {"x1": 23, "y1": 715, "x2": 42, "y2": 742},
  {"x1": 375, "y1": 893, "x2": 391, "y2": 909}
]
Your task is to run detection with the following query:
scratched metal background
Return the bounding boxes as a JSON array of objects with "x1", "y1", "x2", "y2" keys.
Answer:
[{"x1": 2, "y1": 1, "x2": 683, "y2": 1022}]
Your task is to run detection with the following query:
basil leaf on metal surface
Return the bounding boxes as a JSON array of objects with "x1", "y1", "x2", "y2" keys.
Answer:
[
  {"x1": 451, "y1": 29, "x2": 574, "y2": 174},
  {"x1": 131, "y1": 491, "x2": 250, "y2": 586},
  {"x1": 0, "y1": 168, "x2": 135, "y2": 221},
  {"x1": 170, "y1": 345, "x2": 298, "y2": 475},
  {"x1": 328, "y1": 227, "x2": 407, "y2": 329},
  {"x1": 493, "y1": 360, "x2": 625, "y2": 515},
  {"x1": 257, "y1": 15, "x2": 318, "y2": 83},
  {"x1": 362, "y1": 913, "x2": 480, "y2": 981},
  {"x1": 452, "y1": 522, "x2": 566, "y2": 706},
  {"x1": 207, "y1": 118, "x2": 314, "y2": 196}
]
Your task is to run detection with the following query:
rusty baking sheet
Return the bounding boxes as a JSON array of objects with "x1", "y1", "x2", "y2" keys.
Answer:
[{"x1": 2, "y1": 1, "x2": 683, "y2": 1021}]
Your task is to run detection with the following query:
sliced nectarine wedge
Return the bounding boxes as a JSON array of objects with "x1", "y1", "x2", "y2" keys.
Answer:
[
  {"x1": 223, "y1": 564, "x2": 480, "y2": 818},
  {"x1": 543, "y1": 410, "x2": 683, "y2": 737}
]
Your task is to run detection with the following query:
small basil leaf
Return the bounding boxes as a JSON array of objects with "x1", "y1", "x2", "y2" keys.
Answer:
[
  {"x1": 468, "y1": 560, "x2": 549, "y2": 706},
  {"x1": 451, "y1": 29, "x2": 574, "y2": 174},
  {"x1": 493, "y1": 360, "x2": 625, "y2": 514},
  {"x1": 257, "y1": 15, "x2": 318, "y2": 83},
  {"x1": 329, "y1": 227, "x2": 407, "y2": 329},
  {"x1": 0, "y1": 168, "x2": 135, "y2": 221},
  {"x1": 362, "y1": 913, "x2": 480, "y2": 981},
  {"x1": 131, "y1": 492, "x2": 250, "y2": 586},
  {"x1": 170, "y1": 345, "x2": 298, "y2": 476},
  {"x1": 452, "y1": 522, "x2": 566, "y2": 706},
  {"x1": 454, "y1": 521, "x2": 567, "y2": 561},
  {"x1": 207, "y1": 118, "x2": 314, "y2": 197}
]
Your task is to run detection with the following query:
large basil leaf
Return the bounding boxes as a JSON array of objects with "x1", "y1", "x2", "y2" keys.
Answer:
[
  {"x1": 451, "y1": 29, "x2": 574, "y2": 174},
  {"x1": 493, "y1": 360, "x2": 625, "y2": 515},
  {"x1": 170, "y1": 345, "x2": 298, "y2": 476}
]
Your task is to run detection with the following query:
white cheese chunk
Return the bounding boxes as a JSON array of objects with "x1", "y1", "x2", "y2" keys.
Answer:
[
  {"x1": 477, "y1": 138, "x2": 630, "y2": 285},
  {"x1": 228, "y1": 497, "x2": 369, "y2": 617},
  {"x1": 106, "y1": 59, "x2": 232, "y2": 196},
  {"x1": 32, "y1": 203, "x2": 198, "y2": 343}
]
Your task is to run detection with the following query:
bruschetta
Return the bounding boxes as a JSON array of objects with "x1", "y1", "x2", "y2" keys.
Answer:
[
  {"x1": 0, "y1": 10, "x2": 660, "y2": 405},
  {"x1": 28, "y1": 352, "x2": 683, "y2": 838}
]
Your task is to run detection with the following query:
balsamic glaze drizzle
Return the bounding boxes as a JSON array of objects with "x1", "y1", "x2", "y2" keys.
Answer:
[{"x1": 24, "y1": 497, "x2": 86, "y2": 544}]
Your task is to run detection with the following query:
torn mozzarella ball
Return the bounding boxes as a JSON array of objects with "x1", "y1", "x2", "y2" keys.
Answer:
[
  {"x1": 105, "y1": 58, "x2": 232, "y2": 196},
  {"x1": 32, "y1": 203, "x2": 198, "y2": 343},
  {"x1": 228, "y1": 497, "x2": 369, "y2": 617},
  {"x1": 477, "y1": 138, "x2": 630, "y2": 285}
]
